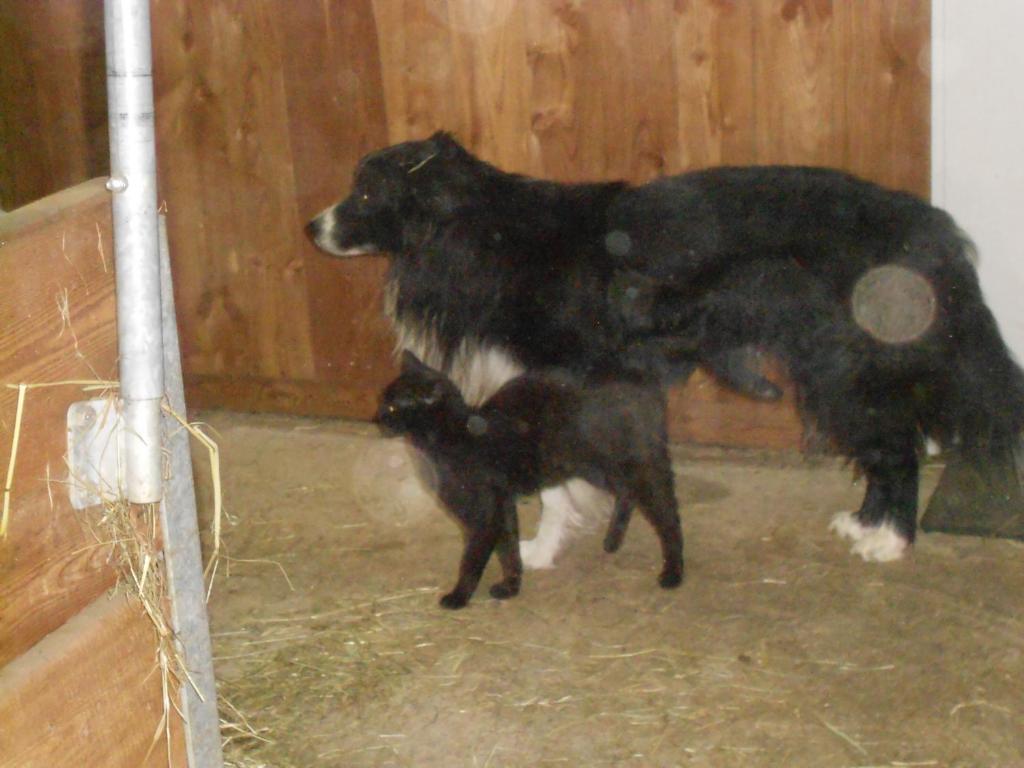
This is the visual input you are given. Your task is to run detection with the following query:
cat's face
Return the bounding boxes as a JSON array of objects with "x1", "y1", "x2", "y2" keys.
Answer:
[{"x1": 375, "y1": 352, "x2": 460, "y2": 435}]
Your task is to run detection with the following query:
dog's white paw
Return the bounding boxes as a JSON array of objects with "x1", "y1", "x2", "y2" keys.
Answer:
[
  {"x1": 829, "y1": 510, "x2": 865, "y2": 542},
  {"x1": 829, "y1": 511, "x2": 909, "y2": 562},
  {"x1": 851, "y1": 526, "x2": 909, "y2": 562},
  {"x1": 519, "y1": 537, "x2": 558, "y2": 570}
]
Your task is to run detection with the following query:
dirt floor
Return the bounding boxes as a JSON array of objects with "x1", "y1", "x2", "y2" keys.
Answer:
[{"x1": 193, "y1": 412, "x2": 1024, "y2": 768}]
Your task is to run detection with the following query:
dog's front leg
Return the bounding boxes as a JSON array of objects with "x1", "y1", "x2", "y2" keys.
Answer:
[
  {"x1": 520, "y1": 484, "x2": 578, "y2": 569},
  {"x1": 521, "y1": 478, "x2": 609, "y2": 569}
]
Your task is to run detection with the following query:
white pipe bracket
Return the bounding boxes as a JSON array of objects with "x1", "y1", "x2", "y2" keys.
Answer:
[{"x1": 66, "y1": 396, "x2": 164, "y2": 508}]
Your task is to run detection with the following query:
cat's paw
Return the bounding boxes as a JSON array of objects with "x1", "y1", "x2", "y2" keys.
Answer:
[
  {"x1": 439, "y1": 591, "x2": 469, "y2": 610},
  {"x1": 658, "y1": 565, "x2": 684, "y2": 589},
  {"x1": 489, "y1": 580, "x2": 521, "y2": 600}
]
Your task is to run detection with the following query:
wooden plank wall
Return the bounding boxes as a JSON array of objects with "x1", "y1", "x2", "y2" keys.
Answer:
[
  {"x1": 0, "y1": 0, "x2": 107, "y2": 212},
  {"x1": 0, "y1": 0, "x2": 931, "y2": 449},
  {"x1": 0, "y1": 182, "x2": 184, "y2": 768}
]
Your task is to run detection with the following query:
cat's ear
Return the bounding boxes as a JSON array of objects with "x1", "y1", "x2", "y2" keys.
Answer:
[{"x1": 400, "y1": 350, "x2": 429, "y2": 374}]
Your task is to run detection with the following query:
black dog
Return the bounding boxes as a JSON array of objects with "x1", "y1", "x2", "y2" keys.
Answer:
[
  {"x1": 376, "y1": 352, "x2": 683, "y2": 608},
  {"x1": 312, "y1": 132, "x2": 1024, "y2": 564},
  {"x1": 305, "y1": 134, "x2": 777, "y2": 398}
]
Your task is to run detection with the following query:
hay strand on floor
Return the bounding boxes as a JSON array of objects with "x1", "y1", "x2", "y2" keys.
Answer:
[{"x1": 1, "y1": 382, "x2": 27, "y2": 539}]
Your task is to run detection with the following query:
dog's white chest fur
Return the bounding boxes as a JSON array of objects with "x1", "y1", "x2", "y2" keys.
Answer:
[{"x1": 384, "y1": 280, "x2": 525, "y2": 405}]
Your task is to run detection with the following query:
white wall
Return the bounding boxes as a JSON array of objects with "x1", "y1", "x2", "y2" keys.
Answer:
[{"x1": 932, "y1": 0, "x2": 1024, "y2": 362}]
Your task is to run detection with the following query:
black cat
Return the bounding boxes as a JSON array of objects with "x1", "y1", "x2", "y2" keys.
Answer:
[{"x1": 376, "y1": 352, "x2": 684, "y2": 609}]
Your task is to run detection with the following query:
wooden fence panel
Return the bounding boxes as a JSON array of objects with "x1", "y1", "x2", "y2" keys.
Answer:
[
  {"x1": 0, "y1": 592, "x2": 185, "y2": 768},
  {"x1": 0, "y1": 180, "x2": 119, "y2": 664},
  {"x1": 0, "y1": 180, "x2": 187, "y2": 766}
]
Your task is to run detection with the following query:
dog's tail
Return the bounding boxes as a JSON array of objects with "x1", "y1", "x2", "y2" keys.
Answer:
[{"x1": 932, "y1": 285, "x2": 1024, "y2": 455}]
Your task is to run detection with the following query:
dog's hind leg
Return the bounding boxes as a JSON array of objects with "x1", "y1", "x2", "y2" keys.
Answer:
[
  {"x1": 831, "y1": 440, "x2": 919, "y2": 562},
  {"x1": 704, "y1": 347, "x2": 783, "y2": 402}
]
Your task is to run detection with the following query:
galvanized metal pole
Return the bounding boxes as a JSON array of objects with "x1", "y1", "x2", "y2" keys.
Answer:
[
  {"x1": 105, "y1": 3, "x2": 223, "y2": 766},
  {"x1": 105, "y1": 0, "x2": 163, "y2": 503},
  {"x1": 158, "y1": 215, "x2": 226, "y2": 768}
]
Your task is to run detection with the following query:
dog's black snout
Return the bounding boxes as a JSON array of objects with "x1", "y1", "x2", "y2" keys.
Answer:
[{"x1": 304, "y1": 217, "x2": 322, "y2": 243}]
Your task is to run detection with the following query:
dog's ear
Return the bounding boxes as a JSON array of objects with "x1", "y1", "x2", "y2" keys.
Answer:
[
  {"x1": 380, "y1": 133, "x2": 470, "y2": 220},
  {"x1": 428, "y1": 131, "x2": 464, "y2": 158},
  {"x1": 397, "y1": 132, "x2": 470, "y2": 218},
  {"x1": 409, "y1": 174, "x2": 464, "y2": 219}
]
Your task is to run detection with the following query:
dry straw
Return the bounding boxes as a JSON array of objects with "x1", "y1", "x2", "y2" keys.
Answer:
[
  {"x1": 1, "y1": 377, "x2": 226, "y2": 766},
  {"x1": 1, "y1": 382, "x2": 27, "y2": 538},
  {"x1": 163, "y1": 401, "x2": 223, "y2": 589}
]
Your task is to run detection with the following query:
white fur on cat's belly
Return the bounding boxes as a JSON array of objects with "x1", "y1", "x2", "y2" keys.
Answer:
[{"x1": 829, "y1": 511, "x2": 909, "y2": 562}]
